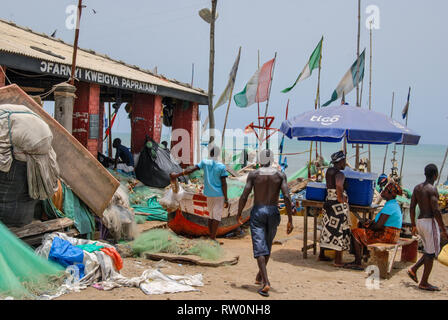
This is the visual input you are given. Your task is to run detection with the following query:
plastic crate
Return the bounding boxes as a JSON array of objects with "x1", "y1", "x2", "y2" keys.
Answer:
[
  {"x1": 342, "y1": 170, "x2": 377, "y2": 206},
  {"x1": 305, "y1": 182, "x2": 327, "y2": 201}
]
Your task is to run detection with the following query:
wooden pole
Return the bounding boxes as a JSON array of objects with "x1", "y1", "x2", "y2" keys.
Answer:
[
  {"x1": 70, "y1": 0, "x2": 83, "y2": 85},
  {"x1": 191, "y1": 63, "x2": 194, "y2": 87},
  {"x1": 207, "y1": 0, "x2": 217, "y2": 142},
  {"x1": 399, "y1": 87, "x2": 411, "y2": 179},
  {"x1": 382, "y1": 92, "x2": 395, "y2": 173},
  {"x1": 260, "y1": 52, "x2": 277, "y2": 150},
  {"x1": 257, "y1": 50, "x2": 261, "y2": 129},
  {"x1": 355, "y1": 0, "x2": 361, "y2": 170},
  {"x1": 108, "y1": 102, "x2": 112, "y2": 157},
  {"x1": 367, "y1": 20, "x2": 373, "y2": 172},
  {"x1": 314, "y1": 38, "x2": 323, "y2": 159},
  {"x1": 221, "y1": 47, "x2": 241, "y2": 149},
  {"x1": 437, "y1": 147, "x2": 448, "y2": 185}
]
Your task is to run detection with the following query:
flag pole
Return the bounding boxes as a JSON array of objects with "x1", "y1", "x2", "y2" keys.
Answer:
[
  {"x1": 314, "y1": 37, "x2": 323, "y2": 160},
  {"x1": 261, "y1": 52, "x2": 277, "y2": 150},
  {"x1": 437, "y1": 146, "x2": 448, "y2": 186},
  {"x1": 355, "y1": 0, "x2": 361, "y2": 170},
  {"x1": 399, "y1": 87, "x2": 411, "y2": 181},
  {"x1": 207, "y1": 0, "x2": 218, "y2": 143},
  {"x1": 257, "y1": 50, "x2": 261, "y2": 129},
  {"x1": 382, "y1": 92, "x2": 394, "y2": 173},
  {"x1": 367, "y1": 20, "x2": 373, "y2": 172},
  {"x1": 221, "y1": 47, "x2": 241, "y2": 149}
]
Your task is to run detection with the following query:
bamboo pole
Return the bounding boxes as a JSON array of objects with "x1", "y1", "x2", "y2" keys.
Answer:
[
  {"x1": 70, "y1": 0, "x2": 83, "y2": 85},
  {"x1": 437, "y1": 147, "x2": 448, "y2": 185},
  {"x1": 221, "y1": 47, "x2": 241, "y2": 149},
  {"x1": 191, "y1": 63, "x2": 194, "y2": 87},
  {"x1": 382, "y1": 92, "x2": 395, "y2": 173},
  {"x1": 207, "y1": 0, "x2": 217, "y2": 142},
  {"x1": 399, "y1": 87, "x2": 411, "y2": 179}
]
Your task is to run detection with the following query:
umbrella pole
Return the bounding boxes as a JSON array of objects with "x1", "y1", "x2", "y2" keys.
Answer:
[
  {"x1": 367, "y1": 20, "x2": 373, "y2": 172},
  {"x1": 308, "y1": 141, "x2": 313, "y2": 179},
  {"x1": 437, "y1": 146, "x2": 448, "y2": 186},
  {"x1": 382, "y1": 92, "x2": 395, "y2": 173},
  {"x1": 399, "y1": 87, "x2": 411, "y2": 181}
]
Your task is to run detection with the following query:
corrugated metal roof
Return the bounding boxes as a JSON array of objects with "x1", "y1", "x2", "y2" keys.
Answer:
[{"x1": 0, "y1": 19, "x2": 207, "y2": 99}]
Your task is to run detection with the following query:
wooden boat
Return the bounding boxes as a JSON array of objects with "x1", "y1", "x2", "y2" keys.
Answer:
[{"x1": 168, "y1": 190, "x2": 254, "y2": 237}]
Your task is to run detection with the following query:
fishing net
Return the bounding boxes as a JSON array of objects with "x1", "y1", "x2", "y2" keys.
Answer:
[
  {"x1": 130, "y1": 229, "x2": 223, "y2": 261},
  {"x1": 0, "y1": 221, "x2": 65, "y2": 299}
]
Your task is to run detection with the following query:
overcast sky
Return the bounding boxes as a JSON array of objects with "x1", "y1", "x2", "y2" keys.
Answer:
[{"x1": 1, "y1": 0, "x2": 447, "y2": 144}]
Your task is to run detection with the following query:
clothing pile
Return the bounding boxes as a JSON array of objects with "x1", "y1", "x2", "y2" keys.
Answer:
[{"x1": 35, "y1": 232, "x2": 203, "y2": 298}]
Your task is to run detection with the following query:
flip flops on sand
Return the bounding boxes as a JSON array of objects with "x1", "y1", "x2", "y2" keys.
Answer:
[
  {"x1": 407, "y1": 269, "x2": 418, "y2": 283},
  {"x1": 257, "y1": 285, "x2": 270, "y2": 297},
  {"x1": 418, "y1": 284, "x2": 441, "y2": 292}
]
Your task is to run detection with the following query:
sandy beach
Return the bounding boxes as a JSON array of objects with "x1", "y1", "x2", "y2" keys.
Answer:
[{"x1": 59, "y1": 216, "x2": 448, "y2": 300}]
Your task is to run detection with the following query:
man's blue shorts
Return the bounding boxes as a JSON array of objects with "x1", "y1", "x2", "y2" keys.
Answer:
[{"x1": 250, "y1": 205, "x2": 281, "y2": 258}]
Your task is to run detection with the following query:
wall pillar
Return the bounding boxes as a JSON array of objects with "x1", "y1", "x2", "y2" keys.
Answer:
[
  {"x1": 73, "y1": 82, "x2": 100, "y2": 157},
  {"x1": 98, "y1": 101, "x2": 104, "y2": 154},
  {"x1": 0, "y1": 66, "x2": 6, "y2": 87},
  {"x1": 171, "y1": 101, "x2": 198, "y2": 167},
  {"x1": 130, "y1": 93, "x2": 162, "y2": 153}
]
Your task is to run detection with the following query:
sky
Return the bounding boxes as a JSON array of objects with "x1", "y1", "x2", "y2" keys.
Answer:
[{"x1": 1, "y1": 0, "x2": 447, "y2": 144}]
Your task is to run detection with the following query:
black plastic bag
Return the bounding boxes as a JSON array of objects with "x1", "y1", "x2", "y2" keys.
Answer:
[
  {"x1": 0, "y1": 160, "x2": 39, "y2": 227},
  {"x1": 135, "y1": 140, "x2": 187, "y2": 188}
]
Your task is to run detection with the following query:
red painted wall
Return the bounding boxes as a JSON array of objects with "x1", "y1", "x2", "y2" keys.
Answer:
[
  {"x1": 98, "y1": 101, "x2": 104, "y2": 154},
  {"x1": 171, "y1": 101, "x2": 198, "y2": 166},
  {"x1": 0, "y1": 66, "x2": 5, "y2": 87},
  {"x1": 130, "y1": 93, "x2": 162, "y2": 153},
  {"x1": 73, "y1": 82, "x2": 100, "y2": 157}
]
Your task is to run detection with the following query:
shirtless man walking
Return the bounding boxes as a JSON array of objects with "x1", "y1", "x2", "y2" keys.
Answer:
[
  {"x1": 407, "y1": 164, "x2": 448, "y2": 291},
  {"x1": 236, "y1": 149, "x2": 294, "y2": 297}
]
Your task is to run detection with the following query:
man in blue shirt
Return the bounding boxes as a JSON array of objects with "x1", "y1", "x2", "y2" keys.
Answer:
[
  {"x1": 113, "y1": 138, "x2": 134, "y2": 173},
  {"x1": 170, "y1": 146, "x2": 228, "y2": 241}
]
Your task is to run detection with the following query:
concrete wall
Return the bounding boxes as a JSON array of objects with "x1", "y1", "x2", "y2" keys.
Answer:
[
  {"x1": 171, "y1": 101, "x2": 198, "y2": 167},
  {"x1": 130, "y1": 93, "x2": 162, "y2": 153},
  {"x1": 73, "y1": 82, "x2": 100, "y2": 157}
]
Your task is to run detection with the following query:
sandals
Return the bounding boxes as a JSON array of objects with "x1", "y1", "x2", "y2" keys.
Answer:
[
  {"x1": 257, "y1": 285, "x2": 270, "y2": 297},
  {"x1": 343, "y1": 263, "x2": 364, "y2": 271},
  {"x1": 407, "y1": 269, "x2": 418, "y2": 284},
  {"x1": 418, "y1": 284, "x2": 441, "y2": 292}
]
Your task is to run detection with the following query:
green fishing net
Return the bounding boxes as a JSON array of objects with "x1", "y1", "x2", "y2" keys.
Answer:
[
  {"x1": 130, "y1": 229, "x2": 223, "y2": 261},
  {"x1": 0, "y1": 221, "x2": 65, "y2": 299}
]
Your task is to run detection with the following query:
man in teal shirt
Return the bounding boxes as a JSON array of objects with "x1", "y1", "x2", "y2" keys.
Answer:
[{"x1": 170, "y1": 146, "x2": 228, "y2": 241}]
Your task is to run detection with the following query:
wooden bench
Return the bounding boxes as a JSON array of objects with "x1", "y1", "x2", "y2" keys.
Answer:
[{"x1": 367, "y1": 237, "x2": 418, "y2": 279}]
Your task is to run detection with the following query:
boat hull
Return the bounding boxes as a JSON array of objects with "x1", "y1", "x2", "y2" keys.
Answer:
[{"x1": 167, "y1": 192, "x2": 253, "y2": 237}]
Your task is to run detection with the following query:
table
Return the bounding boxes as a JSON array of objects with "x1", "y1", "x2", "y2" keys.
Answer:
[{"x1": 299, "y1": 199, "x2": 379, "y2": 259}]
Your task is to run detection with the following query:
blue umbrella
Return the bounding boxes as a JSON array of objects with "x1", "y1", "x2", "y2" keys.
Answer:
[{"x1": 279, "y1": 105, "x2": 420, "y2": 145}]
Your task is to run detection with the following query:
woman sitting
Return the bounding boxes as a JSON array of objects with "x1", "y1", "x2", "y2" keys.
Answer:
[{"x1": 344, "y1": 181, "x2": 403, "y2": 270}]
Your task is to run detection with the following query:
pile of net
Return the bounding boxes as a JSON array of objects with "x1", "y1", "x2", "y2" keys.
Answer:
[
  {"x1": 0, "y1": 221, "x2": 65, "y2": 300},
  {"x1": 130, "y1": 229, "x2": 223, "y2": 261}
]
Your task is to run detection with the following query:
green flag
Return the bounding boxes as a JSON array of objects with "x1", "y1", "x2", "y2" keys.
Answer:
[{"x1": 281, "y1": 37, "x2": 323, "y2": 93}]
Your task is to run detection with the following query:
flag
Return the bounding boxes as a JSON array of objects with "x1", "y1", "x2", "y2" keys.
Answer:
[
  {"x1": 202, "y1": 47, "x2": 241, "y2": 133},
  {"x1": 402, "y1": 87, "x2": 411, "y2": 119},
  {"x1": 234, "y1": 58, "x2": 275, "y2": 108},
  {"x1": 322, "y1": 49, "x2": 366, "y2": 107},
  {"x1": 282, "y1": 37, "x2": 323, "y2": 93}
]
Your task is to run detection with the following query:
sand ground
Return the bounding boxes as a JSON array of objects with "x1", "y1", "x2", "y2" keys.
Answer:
[{"x1": 59, "y1": 216, "x2": 448, "y2": 300}]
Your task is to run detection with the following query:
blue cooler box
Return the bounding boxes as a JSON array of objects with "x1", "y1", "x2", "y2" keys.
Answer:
[
  {"x1": 305, "y1": 182, "x2": 327, "y2": 201},
  {"x1": 342, "y1": 170, "x2": 377, "y2": 206}
]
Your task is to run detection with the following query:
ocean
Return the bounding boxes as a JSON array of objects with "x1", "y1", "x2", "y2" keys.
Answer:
[{"x1": 107, "y1": 132, "x2": 447, "y2": 191}]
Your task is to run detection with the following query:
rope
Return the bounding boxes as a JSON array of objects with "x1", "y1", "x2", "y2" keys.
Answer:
[
  {"x1": 0, "y1": 66, "x2": 12, "y2": 85},
  {"x1": 277, "y1": 149, "x2": 312, "y2": 156}
]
